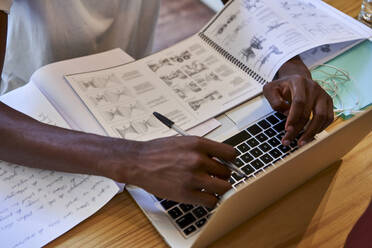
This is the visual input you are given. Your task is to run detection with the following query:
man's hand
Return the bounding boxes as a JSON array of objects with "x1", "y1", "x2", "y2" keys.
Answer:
[
  {"x1": 263, "y1": 57, "x2": 334, "y2": 147},
  {"x1": 108, "y1": 136, "x2": 236, "y2": 208}
]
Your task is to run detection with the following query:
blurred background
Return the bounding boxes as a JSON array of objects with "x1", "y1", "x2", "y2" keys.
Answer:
[{"x1": 152, "y1": 0, "x2": 223, "y2": 52}]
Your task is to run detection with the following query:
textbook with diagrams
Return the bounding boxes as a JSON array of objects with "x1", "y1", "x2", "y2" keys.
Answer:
[{"x1": 0, "y1": 0, "x2": 371, "y2": 246}]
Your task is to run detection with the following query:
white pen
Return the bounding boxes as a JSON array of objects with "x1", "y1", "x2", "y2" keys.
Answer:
[{"x1": 153, "y1": 112, "x2": 247, "y2": 179}]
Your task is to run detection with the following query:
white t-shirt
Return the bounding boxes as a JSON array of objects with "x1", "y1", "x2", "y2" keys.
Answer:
[{"x1": 0, "y1": 0, "x2": 160, "y2": 94}]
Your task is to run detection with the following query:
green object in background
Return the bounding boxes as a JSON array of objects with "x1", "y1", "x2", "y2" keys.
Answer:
[{"x1": 311, "y1": 40, "x2": 372, "y2": 119}]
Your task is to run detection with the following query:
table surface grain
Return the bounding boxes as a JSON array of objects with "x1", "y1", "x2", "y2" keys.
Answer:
[{"x1": 46, "y1": 0, "x2": 372, "y2": 247}]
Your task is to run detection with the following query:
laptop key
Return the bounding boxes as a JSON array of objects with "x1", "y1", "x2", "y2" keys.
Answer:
[
  {"x1": 234, "y1": 148, "x2": 241, "y2": 156},
  {"x1": 246, "y1": 124, "x2": 263, "y2": 136},
  {"x1": 241, "y1": 153, "x2": 254, "y2": 163},
  {"x1": 237, "y1": 143, "x2": 250, "y2": 153},
  {"x1": 161, "y1": 200, "x2": 178, "y2": 210},
  {"x1": 256, "y1": 133, "x2": 268, "y2": 142},
  {"x1": 276, "y1": 132, "x2": 285, "y2": 141},
  {"x1": 176, "y1": 213, "x2": 196, "y2": 229},
  {"x1": 259, "y1": 142, "x2": 272, "y2": 152},
  {"x1": 232, "y1": 172, "x2": 244, "y2": 181},
  {"x1": 168, "y1": 207, "x2": 183, "y2": 219},
  {"x1": 196, "y1": 218, "x2": 207, "y2": 228},
  {"x1": 223, "y1": 130, "x2": 251, "y2": 146},
  {"x1": 275, "y1": 112, "x2": 287, "y2": 120},
  {"x1": 290, "y1": 139, "x2": 298, "y2": 148},
  {"x1": 260, "y1": 154, "x2": 273, "y2": 164},
  {"x1": 184, "y1": 225, "x2": 197, "y2": 236},
  {"x1": 266, "y1": 115, "x2": 279, "y2": 125},
  {"x1": 234, "y1": 158, "x2": 245, "y2": 168},
  {"x1": 249, "y1": 148, "x2": 263, "y2": 158},
  {"x1": 258, "y1": 119, "x2": 271, "y2": 129},
  {"x1": 264, "y1": 128, "x2": 277, "y2": 137},
  {"x1": 268, "y1": 137, "x2": 281, "y2": 147},
  {"x1": 251, "y1": 159, "x2": 265, "y2": 170},
  {"x1": 228, "y1": 177, "x2": 236, "y2": 185},
  {"x1": 180, "y1": 204, "x2": 194, "y2": 213},
  {"x1": 278, "y1": 145, "x2": 291, "y2": 153},
  {"x1": 247, "y1": 138, "x2": 259, "y2": 148},
  {"x1": 242, "y1": 165, "x2": 255, "y2": 175},
  {"x1": 273, "y1": 121, "x2": 286, "y2": 133},
  {"x1": 193, "y1": 207, "x2": 208, "y2": 218},
  {"x1": 269, "y1": 148, "x2": 282, "y2": 159}
]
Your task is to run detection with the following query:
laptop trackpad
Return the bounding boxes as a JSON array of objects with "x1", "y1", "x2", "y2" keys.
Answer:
[{"x1": 226, "y1": 95, "x2": 273, "y2": 129}]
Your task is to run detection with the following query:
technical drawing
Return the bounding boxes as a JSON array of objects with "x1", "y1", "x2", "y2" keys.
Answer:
[
  {"x1": 259, "y1": 45, "x2": 283, "y2": 68},
  {"x1": 266, "y1": 21, "x2": 288, "y2": 34},
  {"x1": 77, "y1": 74, "x2": 121, "y2": 91},
  {"x1": 114, "y1": 116, "x2": 162, "y2": 139},
  {"x1": 309, "y1": 44, "x2": 332, "y2": 56},
  {"x1": 147, "y1": 58, "x2": 173, "y2": 72},
  {"x1": 170, "y1": 81, "x2": 202, "y2": 100},
  {"x1": 188, "y1": 91, "x2": 223, "y2": 111},
  {"x1": 280, "y1": 0, "x2": 326, "y2": 19},
  {"x1": 181, "y1": 62, "x2": 208, "y2": 77},
  {"x1": 221, "y1": 20, "x2": 250, "y2": 47},
  {"x1": 193, "y1": 72, "x2": 222, "y2": 88},
  {"x1": 169, "y1": 51, "x2": 192, "y2": 63},
  {"x1": 320, "y1": 44, "x2": 331, "y2": 53},
  {"x1": 216, "y1": 12, "x2": 239, "y2": 35},
  {"x1": 160, "y1": 70, "x2": 188, "y2": 86},
  {"x1": 101, "y1": 101, "x2": 147, "y2": 122},
  {"x1": 241, "y1": 36, "x2": 266, "y2": 62},
  {"x1": 89, "y1": 93, "x2": 109, "y2": 106},
  {"x1": 241, "y1": 0, "x2": 263, "y2": 11},
  {"x1": 280, "y1": 0, "x2": 316, "y2": 11},
  {"x1": 89, "y1": 87, "x2": 133, "y2": 106}
]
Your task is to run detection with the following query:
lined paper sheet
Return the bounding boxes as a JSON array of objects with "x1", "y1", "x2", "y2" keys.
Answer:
[{"x1": 0, "y1": 83, "x2": 119, "y2": 247}]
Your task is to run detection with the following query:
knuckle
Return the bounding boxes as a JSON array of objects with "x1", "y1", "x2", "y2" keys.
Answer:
[
  {"x1": 292, "y1": 97, "x2": 305, "y2": 106},
  {"x1": 189, "y1": 153, "x2": 203, "y2": 167},
  {"x1": 189, "y1": 136, "x2": 201, "y2": 145},
  {"x1": 291, "y1": 74, "x2": 306, "y2": 83}
]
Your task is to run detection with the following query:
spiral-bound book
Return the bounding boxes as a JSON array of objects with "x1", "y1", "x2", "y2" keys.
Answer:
[{"x1": 64, "y1": 0, "x2": 372, "y2": 142}]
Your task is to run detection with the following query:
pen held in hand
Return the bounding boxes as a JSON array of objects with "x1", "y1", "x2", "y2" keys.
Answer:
[{"x1": 153, "y1": 112, "x2": 247, "y2": 178}]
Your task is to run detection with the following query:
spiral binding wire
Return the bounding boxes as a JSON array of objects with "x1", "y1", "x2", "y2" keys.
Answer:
[{"x1": 199, "y1": 33, "x2": 268, "y2": 85}]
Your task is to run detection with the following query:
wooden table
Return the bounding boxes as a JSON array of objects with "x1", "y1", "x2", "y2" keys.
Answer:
[{"x1": 47, "y1": 1, "x2": 372, "y2": 247}]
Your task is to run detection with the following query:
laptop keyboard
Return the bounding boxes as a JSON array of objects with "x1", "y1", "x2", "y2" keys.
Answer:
[{"x1": 154, "y1": 112, "x2": 300, "y2": 238}]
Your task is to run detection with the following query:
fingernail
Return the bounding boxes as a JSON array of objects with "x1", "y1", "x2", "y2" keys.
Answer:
[
  {"x1": 299, "y1": 141, "x2": 307, "y2": 146},
  {"x1": 283, "y1": 140, "x2": 290, "y2": 146}
]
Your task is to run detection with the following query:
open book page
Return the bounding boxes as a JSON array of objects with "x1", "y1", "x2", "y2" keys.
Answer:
[
  {"x1": 200, "y1": 0, "x2": 372, "y2": 81},
  {"x1": 300, "y1": 40, "x2": 363, "y2": 68},
  {"x1": 65, "y1": 36, "x2": 262, "y2": 141},
  {"x1": 0, "y1": 83, "x2": 119, "y2": 248},
  {"x1": 31, "y1": 49, "x2": 135, "y2": 134}
]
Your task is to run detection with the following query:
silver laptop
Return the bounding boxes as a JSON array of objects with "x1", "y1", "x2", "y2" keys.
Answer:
[{"x1": 126, "y1": 97, "x2": 372, "y2": 248}]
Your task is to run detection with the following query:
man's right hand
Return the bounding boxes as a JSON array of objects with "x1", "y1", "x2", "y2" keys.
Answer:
[{"x1": 106, "y1": 136, "x2": 236, "y2": 208}]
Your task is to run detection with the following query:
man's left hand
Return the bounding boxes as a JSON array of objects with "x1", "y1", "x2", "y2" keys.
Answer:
[{"x1": 263, "y1": 56, "x2": 334, "y2": 147}]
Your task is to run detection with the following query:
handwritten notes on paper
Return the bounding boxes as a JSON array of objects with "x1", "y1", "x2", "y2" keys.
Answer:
[
  {"x1": 0, "y1": 84, "x2": 119, "y2": 247},
  {"x1": 0, "y1": 165, "x2": 118, "y2": 247}
]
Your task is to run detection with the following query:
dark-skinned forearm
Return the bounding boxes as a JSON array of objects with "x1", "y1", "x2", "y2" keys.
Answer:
[{"x1": 0, "y1": 102, "x2": 141, "y2": 181}]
